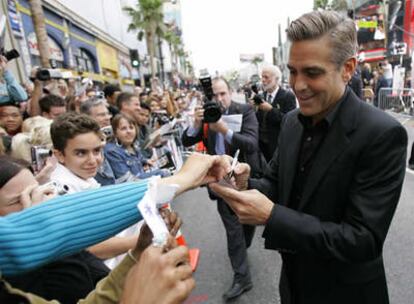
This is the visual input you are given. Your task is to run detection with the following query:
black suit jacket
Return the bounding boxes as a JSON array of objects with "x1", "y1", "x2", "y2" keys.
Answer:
[
  {"x1": 182, "y1": 101, "x2": 263, "y2": 177},
  {"x1": 250, "y1": 90, "x2": 407, "y2": 304},
  {"x1": 257, "y1": 87, "x2": 296, "y2": 160}
]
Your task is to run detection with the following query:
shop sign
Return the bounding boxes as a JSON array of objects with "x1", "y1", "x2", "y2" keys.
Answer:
[
  {"x1": 96, "y1": 41, "x2": 118, "y2": 72},
  {"x1": 357, "y1": 20, "x2": 378, "y2": 29},
  {"x1": 27, "y1": 32, "x2": 64, "y2": 61}
]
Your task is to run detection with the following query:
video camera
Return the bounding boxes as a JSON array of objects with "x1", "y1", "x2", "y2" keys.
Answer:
[
  {"x1": 30, "y1": 145, "x2": 52, "y2": 174},
  {"x1": 251, "y1": 82, "x2": 266, "y2": 105},
  {"x1": 35, "y1": 68, "x2": 63, "y2": 81},
  {"x1": 0, "y1": 15, "x2": 20, "y2": 62},
  {"x1": 38, "y1": 181, "x2": 69, "y2": 196},
  {"x1": 199, "y1": 69, "x2": 223, "y2": 123}
]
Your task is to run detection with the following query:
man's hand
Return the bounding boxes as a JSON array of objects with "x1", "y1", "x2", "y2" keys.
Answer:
[
  {"x1": 35, "y1": 157, "x2": 57, "y2": 184},
  {"x1": 0, "y1": 56, "x2": 8, "y2": 75},
  {"x1": 20, "y1": 183, "x2": 57, "y2": 209},
  {"x1": 132, "y1": 210, "x2": 182, "y2": 260},
  {"x1": 160, "y1": 153, "x2": 231, "y2": 196},
  {"x1": 193, "y1": 105, "x2": 204, "y2": 129},
  {"x1": 122, "y1": 242, "x2": 194, "y2": 304},
  {"x1": 208, "y1": 118, "x2": 228, "y2": 135},
  {"x1": 258, "y1": 101, "x2": 273, "y2": 112},
  {"x1": 233, "y1": 162, "x2": 251, "y2": 191},
  {"x1": 209, "y1": 184, "x2": 274, "y2": 225}
]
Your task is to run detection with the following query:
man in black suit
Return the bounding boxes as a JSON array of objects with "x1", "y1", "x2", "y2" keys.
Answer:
[
  {"x1": 182, "y1": 77, "x2": 261, "y2": 301},
  {"x1": 210, "y1": 11, "x2": 407, "y2": 304},
  {"x1": 255, "y1": 65, "x2": 296, "y2": 162}
]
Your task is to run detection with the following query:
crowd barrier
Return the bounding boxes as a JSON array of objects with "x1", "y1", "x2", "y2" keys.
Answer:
[{"x1": 377, "y1": 88, "x2": 414, "y2": 116}]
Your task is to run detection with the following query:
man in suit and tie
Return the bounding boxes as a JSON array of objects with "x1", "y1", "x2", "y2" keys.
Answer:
[
  {"x1": 255, "y1": 65, "x2": 296, "y2": 162},
  {"x1": 210, "y1": 11, "x2": 407, "y2": 304},
  {"x1": 182, "y1": 77, "x2": 261, "y2": 301}
]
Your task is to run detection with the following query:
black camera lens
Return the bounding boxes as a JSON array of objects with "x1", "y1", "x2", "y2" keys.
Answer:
[{"x1": 203, "y1": 101, "x2": 222, "y2": 123}]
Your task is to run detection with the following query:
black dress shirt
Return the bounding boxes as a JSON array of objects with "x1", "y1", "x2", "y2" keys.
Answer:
[{"x1": 288, "y1": 88, "x2": 349, "y2": 210}]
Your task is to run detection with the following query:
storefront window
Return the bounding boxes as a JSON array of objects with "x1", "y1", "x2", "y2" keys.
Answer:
[{"x1": 75, "y1": 49, "x2": 94, "y2": 73}]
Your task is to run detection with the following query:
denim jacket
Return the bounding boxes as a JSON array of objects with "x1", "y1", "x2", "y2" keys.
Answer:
[
  {"x1": 0, "y1": 70, "x2": 28, "y2": 105},
  {"x1": 95, "y1": 157, "x2": 116, "y2": 186},
  {"x1": 104, "y1": 141, "x2": 146, "y2": 179}
]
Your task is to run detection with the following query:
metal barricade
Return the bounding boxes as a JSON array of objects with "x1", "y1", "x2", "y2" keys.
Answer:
[
  {"x1": 377, "y1": 88, "x2": 414, "y2": 115},
  {"x1": 362, "y1": 88, "x2": 374, "y2": 104}
]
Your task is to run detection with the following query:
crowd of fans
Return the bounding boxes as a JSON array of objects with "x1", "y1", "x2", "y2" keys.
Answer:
[{"x1": 0, "y1": 54, "x2": 204, "y2": 303}]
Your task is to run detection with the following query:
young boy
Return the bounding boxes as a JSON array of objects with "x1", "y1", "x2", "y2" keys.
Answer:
[{"x1": 50, "y1": 112, "x2": 102, "y2": 193}]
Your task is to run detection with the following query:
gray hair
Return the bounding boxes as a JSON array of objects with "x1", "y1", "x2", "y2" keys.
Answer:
[
  {"x1": 262, "y1": 65, "x2": 282, "y2": 81},
  {"x1": 80, "y1": 97, "x2": 107, "y2": 115},
  {"x1": 286, "y1": 10, "x2": 357, "y2": 68}
]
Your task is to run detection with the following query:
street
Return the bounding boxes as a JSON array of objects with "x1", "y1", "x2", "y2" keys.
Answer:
[{"x1": 172, "y1": 112, "x2": 414, "y2": 304}]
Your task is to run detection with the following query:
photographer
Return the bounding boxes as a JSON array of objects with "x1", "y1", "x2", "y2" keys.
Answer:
[
  {"x1": 254, "y1": 65, "x2": 296, "y2": 162},
  {"x1": 182, "y1": 77, "x2": 261, "y2": 301},
  {"x1": 0, "y1": 56, "x2": 27, "y2": 105}
]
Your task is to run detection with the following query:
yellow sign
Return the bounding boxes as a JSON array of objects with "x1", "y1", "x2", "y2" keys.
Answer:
[
  {"x1": 357, "y1": 20, "x2": 378, "y2": 29},
  {"x1": 96, "y1": 41, "x2": 119, "y2": 73}
]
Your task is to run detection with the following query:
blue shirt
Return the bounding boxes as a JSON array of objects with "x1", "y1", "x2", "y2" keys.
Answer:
[
  {"x1": 104, "y1": 141, "x2": 146, "y2": 179},
  {"x1": 0, "y1": 70, "x2": 28, "y2": 105}
]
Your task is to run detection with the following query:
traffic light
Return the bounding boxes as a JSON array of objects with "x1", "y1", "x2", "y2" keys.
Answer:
[{"x1": 129, "y1": 49, "x2": 140, "y2": 68}]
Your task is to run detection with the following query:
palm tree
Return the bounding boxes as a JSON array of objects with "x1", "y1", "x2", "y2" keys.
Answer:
[
  {"x1": 28, "y1": 0, "x2": 50, "y2": 68},
  {"x1": 124, "y1": 0, "x2": 166, "y2": 81},
  {"x1": 163, "y1": 27, "x2": 182, "y2": 73},
  {"x1": 251, "y1": 56, "x2": 263, "y2": 74}
]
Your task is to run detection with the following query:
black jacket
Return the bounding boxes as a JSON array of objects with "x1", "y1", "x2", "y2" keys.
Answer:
[
  {"x1": 256, "y1": 87, "x2": 296, "y2": 161},
  {"x1": 250, "y1": 90, "x2": 407, "y2": 304}
]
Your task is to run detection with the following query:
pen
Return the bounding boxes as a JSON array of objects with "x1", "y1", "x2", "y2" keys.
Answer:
[
  {"x1": 230, "y1": 149, "x2": 240, "y2": 171},
  {"x1": 225, "y1": 149, "x2": 240, "y2": 180}
]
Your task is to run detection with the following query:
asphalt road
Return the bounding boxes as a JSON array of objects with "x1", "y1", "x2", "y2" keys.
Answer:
[{"x1": 172, "y1": 111, "x2": 414, "y2": 304}]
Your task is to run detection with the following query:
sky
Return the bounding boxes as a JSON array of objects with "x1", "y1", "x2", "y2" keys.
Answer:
[
  {"x1": 180, "y1": 0, "x2": 314, "y2": 75},
  {"x1": 58, "y1": 0, "x2": 313, "y2": 75}
]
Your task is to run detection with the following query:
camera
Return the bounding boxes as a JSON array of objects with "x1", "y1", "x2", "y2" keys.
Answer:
[
  {"x1": 100, "y1": 126, "x2": 113, "y2": 138},
  {"x1": 0, "y1": 16, "x2": 20, "y2": 62},
  {"x1": 39, "y1": 181, "x2": 69, "y2": 196},
  {"x1": 35, "y1": 69, "x2": 63, "y2": 81},
  {"x1": 31, "y1": 145, "x2": 52, "y2": 173},
  {"x1": 251, "y1": 82, "x2": 265, "y2": 105},
  {"x1": 199, "y1": 70, "x2": 223, "y2": 123},
  {"x1": 1, "y1": 48, "x2": 19, "y2": 61}
]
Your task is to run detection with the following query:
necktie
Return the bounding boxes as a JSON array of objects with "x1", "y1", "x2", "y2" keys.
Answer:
[{"x1": 267, "y1": 94, "x2": 272, "y2": 103}]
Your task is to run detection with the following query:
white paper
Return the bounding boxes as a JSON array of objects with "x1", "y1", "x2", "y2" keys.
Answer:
[
  {"x1": 137, "y1": 177, "x2": 180, "y2": 245},
  {"x1": 222, "y1": 114, "x2": 242, "y2": 132}
]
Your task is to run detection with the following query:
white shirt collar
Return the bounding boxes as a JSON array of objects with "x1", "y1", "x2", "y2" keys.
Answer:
[
  {"x1": 50, "y1": 163, "x2": 100, "y2": 195},
  {"x1": 268, "y1": 86, "x2": 279, "y2": 101}
]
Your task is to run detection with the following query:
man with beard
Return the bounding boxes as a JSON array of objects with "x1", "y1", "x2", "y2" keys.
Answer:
[{"x1": 255, "y1": 65, "x2": 296, "y2": 162}]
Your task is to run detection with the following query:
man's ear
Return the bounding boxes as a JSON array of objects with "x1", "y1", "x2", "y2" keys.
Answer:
[
  {"x1": 53, "y1": 149, "x2": 65, "y2": 164},
  {"x1": 342, "y1": 57, "x2": 357, "y2": 82}
]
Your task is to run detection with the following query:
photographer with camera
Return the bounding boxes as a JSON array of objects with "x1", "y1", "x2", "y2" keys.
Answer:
[
  {"x1": 253, "y1": 65, "x2": 296, "y2": 162},
  {"x1": 0, "y1": 55, "x2": 27, "y2": 105},
  {"x1": 182, "y1": 76, "x2": 262, "y2": 301}
]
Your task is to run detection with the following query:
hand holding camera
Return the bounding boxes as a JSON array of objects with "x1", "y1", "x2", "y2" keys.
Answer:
[
  {"x1": 0, "y1": 55, "x2": 7, "y2": 74},
  {"x1": 20, "y1": 182, "x2": 58, "y2": 209},
  {"x1": 193, "y1": 105, "x2": 204, "y2": 128},
  {"x1": 208, "y1": 118, "x2": 228, "y2": 135}
]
